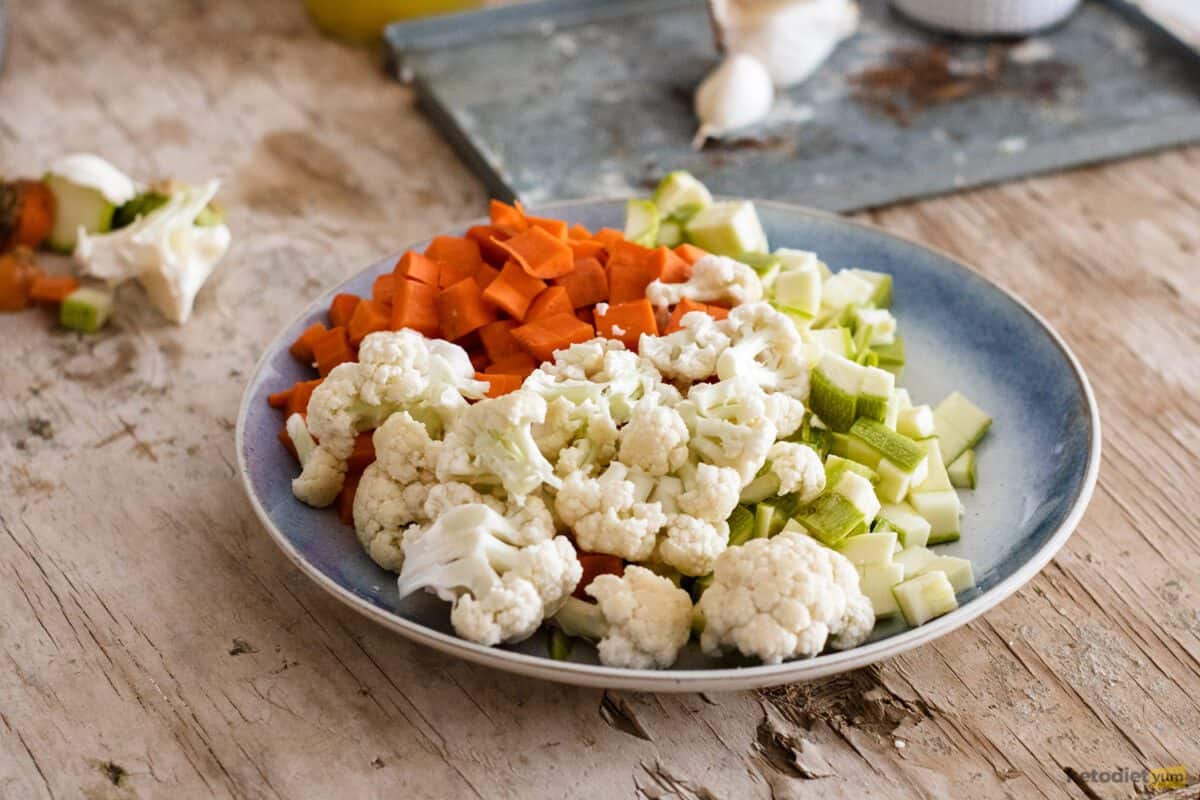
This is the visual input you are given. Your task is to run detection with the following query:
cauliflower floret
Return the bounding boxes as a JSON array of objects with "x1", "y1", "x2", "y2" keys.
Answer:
[
  {"x1": 646, "y1": 254, "x2": 764, "y2": 310},
  {"x1": 762, "y1": 392, "x2": 807, "y2": 439},
  {"x1": 618, "y1": 396, "x2": 690, "y2": 477},
  {"x1": 767, "y1": 441, "x2": 826, "y2": 502},
  {"x1": 286, "y1": 413, "x2": 346, "y2": 507},
  {"x1": 292, "y1": 330, "x2": 485, "y2": 508},
  {"x1": 527, "y1": 338, "x2": 680, "y2": 423},
  {"x1": 352, "y1": 464, "x2": 433, "y2": 571},
  {"x1": 678, "y1": 378, "x2": 778, "y2": 486},
  {"x1": 638, "y1": 311, "x2": 732, "y2": 386},
  {"x1": 716, "y1": 303, "x2": 811, "y2": 400},
  {"x1": 397, "y1": 504, "x2": 582, "y2": 646},
  {"x1": 535, "y1": 395, "x2": 619, "y2": 478},
  {"x1": 553, "y1": 566, "x2": 694, "y2": 669},
  {"x1": 372, "y1": 411, "x2": 440, "y2": 484},
  {"x1": 436, "y1": 389, "x2": 561, "y2": 498},
  {"x1": 698, "y1": 532, "x2": 875, "y2": 664},
  {"x1": 555, "y1": 462, "x2": 667, "y2": 561},
  {"x1": 423, "y1": 481, "x2": 505, "y2": 519},
  {"x1": 677, "y1": 462, "x2": 742, "y2": 522},
  {"x1": 656, "y1": 514, "x2": 729, "y2": 577}
]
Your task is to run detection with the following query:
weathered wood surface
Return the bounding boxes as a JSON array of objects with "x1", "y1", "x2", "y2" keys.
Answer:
[{"x1": 1, "y1": 1, "x2": 1198, "y2": 798}]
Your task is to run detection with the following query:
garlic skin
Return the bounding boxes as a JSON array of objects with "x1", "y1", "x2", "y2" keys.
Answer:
[
  {"x1": 693, "y1": 53, "x2": 775, "y2": 148},
  {"x1": 709, "y1": 0, "x2": 860, "y2": 89}
]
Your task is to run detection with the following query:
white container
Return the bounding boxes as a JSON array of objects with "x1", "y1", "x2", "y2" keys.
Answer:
[{"x1": 892, "y1": 0, "x2": 1081, "y2": 36}]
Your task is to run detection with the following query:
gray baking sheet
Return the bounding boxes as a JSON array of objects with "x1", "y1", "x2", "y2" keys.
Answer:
[{"x1": 387, "y1": 0, "x2": 1200, "y2": 211}]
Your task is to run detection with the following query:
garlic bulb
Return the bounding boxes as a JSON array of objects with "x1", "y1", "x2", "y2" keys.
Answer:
[
  {"x1": 693, "y1": 53, "x2": 775, "y2": 148},
  {"x1": 709, "y1": 0, "x2": 859, "y2": 89}
]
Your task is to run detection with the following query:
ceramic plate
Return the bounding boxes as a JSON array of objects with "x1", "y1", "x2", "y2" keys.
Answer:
[{"x1": 236, "y1": 199, "x2": 1100, "y2": 692}]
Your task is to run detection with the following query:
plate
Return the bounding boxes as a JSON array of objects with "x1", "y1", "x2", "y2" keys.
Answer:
[{"x1": 236, "y1": 199, "x2": 1100, "y2": 692}]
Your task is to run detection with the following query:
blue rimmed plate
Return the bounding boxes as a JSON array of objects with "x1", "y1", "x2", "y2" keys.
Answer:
[{"x1": 236, "y1": 199, "x2": 1099, "y2": 692}]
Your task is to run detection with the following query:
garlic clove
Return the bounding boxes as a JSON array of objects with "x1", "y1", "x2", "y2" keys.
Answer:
[{"x1": 693, "y1": 53, "x2": 775, "y2": 149}]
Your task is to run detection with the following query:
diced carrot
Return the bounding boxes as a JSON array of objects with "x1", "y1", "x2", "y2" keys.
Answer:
[
  {"x1": 347, "y1": 299, "x2": 390, "y2": 346},
  {"x1": 573, "y1": 554, "x2": 625, "y2": 599},
  {"x1": 268, "y1": 388, "x2": 293, "y2": 409},
  {"x1": 470, "y1": 350, "x2": 490, "y2": 372},
  {"x1": 568, "y1": 238, "x2": 607, "y2": 262},
  {"x1": 512, "y1": 312, "x2": 595, "y2": 363},
  {"x1": 526, "y1": 285, "x2": 573, "y2": 321},
  {"x1": 329, "y1": 293, "x2": 360, "y2": 328},
  {"x1": 606, "y1": 240, "x2": 662, "y2": 304},
  {"x1": 284, "y1": 379, "x2": 322, "y2": 418},
  {"x1": 4, "y1": 181, "x2": 56, "y2": 250},
  {"x1": 593, "y1": 228, "x2": 626, "y2": 250},
  {"x1": 290, "y1": 322, "x2": 328, "y2": 364},
  {"x1": 371, "y1": 273, "x2": 395, "y2": 307},
  {"x1": 674, "y1": 243, "x2": 708, "y2": 266},
  {"x1": 427, "y1": 235, "x2": 483, "y2": 273},
  {"x1": 437, "y1": 277, "x2": 497, "y2": 341},
  {"x1": 706, "y1": 304, "x2": 729, "y2": 321},
  {"x1": 391, "y1": 278, "x2": 440, "y2": 337},
  {"x1": 665, "y1": 298, "x2": 709, "y2": 334},
  {"x1": 489, "y1": 199, "x2": 529, "y2": 234},
  {"x1": 654, "y1": 246, "x2": 692, "y2": 284},
  {"x1": 595, "y1": 298, "x2": 657, "y2": 350},
  {"x1": 525, "y1": 215, "x2": 568, "y2": 240},
  {"x1": 466, "y1": 225, "x2": 512, "y2": 267},
  {"x1": 0, "y1": 250, "x2": 40, "y2": 312},
  {"x1": 493, "y1": 226, "x2": 574, "y2": 279},
  {"x1": 567, "y1": 223, "x2": 593, "y2": 240},
  {"x1": 576, "y1": 307, "x2": 594, "y2": 326},
  {"x1": 475, "y1": 372, "x2": 524, "y2": 398},
  {"x1": 481, "y1": 261, "x2": 547, "y2": 321},
  {"x1": 486, "y1": 351, "x2": 537, "y2": 378},
  {"x1": 336, "y1": 472, "x2": 361, "y2": 526},
  {"x1": 393, "y1": 251, "x2": 441, "y2": 286},
  {"x1": 313, "y1": 326, "x2": 354, "y2": 376},
  {"x1": 347, "y1": 433, "x2": 376, "y2": 473},
  {"x1": 479, "y1": 319, "x2": 522, "y2": 361},
  {"x1": 553, "y1": 257, "x2": 608, "y2": 308},
  {"x1": 28, "y1": 274, "x2": 79, "y2": 304},
  {"x1": 475, "y1": 263, "x2": 500, "y2": 290}
]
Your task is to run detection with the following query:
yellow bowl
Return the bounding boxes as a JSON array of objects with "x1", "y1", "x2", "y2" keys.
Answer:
[{"x1": 306, "y1": 0, "x2": 482, "y2": 43}]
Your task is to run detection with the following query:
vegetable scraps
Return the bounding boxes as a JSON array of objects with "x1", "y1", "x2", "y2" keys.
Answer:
[{"x1": 266, "y1": 172, "x2": 993, "y2": 670}]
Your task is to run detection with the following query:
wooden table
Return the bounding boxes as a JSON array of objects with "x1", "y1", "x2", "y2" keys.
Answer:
[{"x1": 2, "y1": 2, "x2": 1198, "y2": 798}]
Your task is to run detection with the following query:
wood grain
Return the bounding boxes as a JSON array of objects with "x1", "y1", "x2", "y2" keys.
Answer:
[{"x1": 1, "y1": 1, "x2": 1197, "y2": 798}]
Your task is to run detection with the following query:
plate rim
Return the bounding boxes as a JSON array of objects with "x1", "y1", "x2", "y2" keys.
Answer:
[{"x1": 235, "y1": 197, "x2": 1101, "y2": 693}]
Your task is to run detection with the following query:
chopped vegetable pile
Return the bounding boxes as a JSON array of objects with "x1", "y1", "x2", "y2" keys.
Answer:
[{"x1": 268, "y1": 173, "x2": 993, "y2": 669}]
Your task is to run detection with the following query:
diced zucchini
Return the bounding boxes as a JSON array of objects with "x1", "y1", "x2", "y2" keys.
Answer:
[
  {"x1": 910, "y1": 490, "x2": 961, "y2": 544},
  {"x1": 790, "y1": 418, "x2": 833, "y2": 459},
  {"x1": 834, "y1": 471, "x2": 880, "y2": 525},
  {"x1": 911, "y1": 438, "x2": 952, "y2": 493},
  {"x1": 894, "y1": 388, "x2": 913, "y2": 413},
  {"x1": 821, "y1": 270, "x2": 875, "y2": 311},
  {"x1": 875, "y1": 458, "x2": 917, "y2": 504},
  {"x1": 684, "y1": 201, "x2": 768, "y2": 256},
  {"x1": 872, "y1": 336, "x2": 905, "y2": 370},
  {"x1": 854, "y1": 308, "x2": 897, "y2": 346},
  {"x1": 893, "y1": 571, "x2": 959, "y2": 626},
  {"x1": 897, "y1": 405, "x2": 936, "y2": 439},
  {"x1": 893, "y1": 546, "x2": 937, "y2": 578},
  {"x1": 549, "y1": 628, "x2": 573, "y2": 661},
  {"x1": 753, "y1": 503, "x2": 777, "y2": 539},
  {"x1": 739, "y1": 471, "x2": 781, "y2": 505},
  {"x1": 738, "y1": 252, "x2": 781, "y2": 289},
  {"x1": 848, "y1": 418, "x2": 925, "y2": 472},
  {"x1": 836, "y1": 531, "x2": 898, "y2": 566},
  {"x1": 877, "y1": 502, "x2": 932, "y2": 549},
  {"x1": 657, "y1": 220, "x2": 684, "y2": 247},
  {"x1": 810, "y1": 367, "x2": 858, "y2": 433},
  {"x1": 830, "y1": 432, "x2": 882, "y2": 469},
  {"x1": 44, "y1": 174, "x2": 117, "y2": 252},
  {"x1": 797, "y1": 493, "x2": 865, "y2": 546},
  {"x1": 652, "y1": 171, "x2": 713, "y2": 220},
  {"x1": 859, "y1": 562, "x2": 905, "y2": 618},
  {"x1": 624, "y1": 199, "x2": 660, "y2": 247},
  {"x1": 923, "y1": 556, "x2": 976, "y2": 592},
  {"x1": 933, "y1": 391, "x2": 992, "y2": 464},
  {"x1": 845, "y1": 268, "x2": 894, "y2": 308},
  {"x1": 856, "y1": 367, "x2": 895, "y2": 423},
  {"x1": 825, "y1": 454, "x2": 879, "y2": 487},
  {"x1": 947, "y1": 449, "x2": 977, "y2": 489},
  {"x1": 803, "y1": 327, "x2": 854, "y2": 359},
  {"x1": 59, "y1": 287, "x2": 114, "y2": 333},
  {"x1": 781, "y1": 518, "x2": 806, "y2": 534},
  {"x1": 772, "y1": 254, "x2": 822, "y2": 317},
  {"x1": 727, "y1": 504, "x2": 755, "y2": 547},
  {"x1": 883, "y1": 392, "x2": 902, "y2": 431}
]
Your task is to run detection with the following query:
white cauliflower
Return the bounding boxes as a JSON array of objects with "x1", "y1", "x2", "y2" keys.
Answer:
[
  {"x1": 762, "y1": 392, "x2": 808, "y2": 439},
  {"x1": 676, "y1": 462, "x2": 742, "y2": 522},
  {"x1": 638, "y1": 311, "x2": 731, "y2": 386},
  {"x1": 553, "y1": 566, "x2": 694, "y2": 669},
  {"x1": 698, "y1": 532, "x2": 875, "y2": 664},
  {"x1": 352, "y1": 464, "x2": 430, "y2": 571},
  {"x1": 397, "y1": 504, "x2": 582, "y2": 646},
  {"x1": 527, "y1": 338, "x2": 680, "y2": 422},
  {"x1": 292, "y1": 330, "x2": 486, "y2": 507},
  {"x1": 555, "y1": 462, "x2": 667, "y2": 561},
  {"x1": 716, "y1": 302, "x2": 811, "y2": 399},
  {"x1": 678, "y1": 378, "x2": 778, "y2": 485},
  {"x1": 656, "y1": 515, "x2": 729, "y2": 577},
  {"x1": 536, "y1": 395, "x2": 619, "y2": 478},
  {"x1": 618, "y1": 396, "x2": 690, "y2": 477},
  {"x1": 646, "y1": 254, "x2": 764, "y2": 309},
  {"x1": 286, "y1": 413, "x2": 346, "y2": 508},
  {"x1": 767, "y1": 441, "x2": 826, "y2": 502},
  {"x1": 647, "y1": 463, "x2": 740, "y2": 576},
  {"x1": 436, "y1": 389, "x2": 561, "y2": 498}
]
